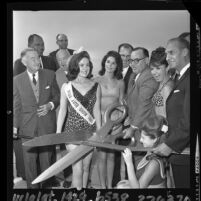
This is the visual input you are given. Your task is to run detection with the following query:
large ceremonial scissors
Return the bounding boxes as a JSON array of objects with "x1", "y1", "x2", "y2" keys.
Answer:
[
  {"x1": 23, "y1": 102, "x2": 190, "y2": 185},
  {"x1": 24, "y1": 102, "x2": 128, "y2": 184}
]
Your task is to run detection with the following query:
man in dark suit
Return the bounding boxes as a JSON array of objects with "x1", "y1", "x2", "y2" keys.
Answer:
[
  {"x1": 13, "y1": 48, "x2": 60, "y2": 188},
  {"x1": 13, "y1": 34, "x2": 57, "y2": 76},
  {"x1": 153, "y1": 37, "x2": 190, "y2": 188},
  {"x1": 118, "y1": 43, "x2": 134, "y2": 94},
  {"x1": 49, "y1": 34, "x2": 74, "y2": 70}
]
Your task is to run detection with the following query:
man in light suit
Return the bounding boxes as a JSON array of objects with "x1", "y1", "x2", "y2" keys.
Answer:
[
  {"x1": 13, "y1": 48, "x2": 60, "y2": 188},
  {"x1": 49, "y1": 34, "x2": 74, "y2": 70},
  {"x1": 13, "y1": 34, "x2": 57, "y2": 76},
  {"x1": 153, "y1": 37, "x2": 190, "y2": 188},
  {"x1": 124, "y1": 47, "x2": 159, "y2": 138}
]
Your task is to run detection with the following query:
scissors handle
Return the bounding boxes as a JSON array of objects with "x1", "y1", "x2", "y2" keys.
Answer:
[{"x1": 104, "y1": 102, "x2": 127, "y2": 127}]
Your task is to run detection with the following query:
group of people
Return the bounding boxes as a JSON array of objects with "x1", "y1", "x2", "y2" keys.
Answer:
[{"x1": 13, "y1": 32, "x2": 190, "y2": 189}]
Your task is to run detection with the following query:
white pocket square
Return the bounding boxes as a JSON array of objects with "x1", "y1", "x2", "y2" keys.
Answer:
[
  {"x1": 45, "y1": 86, "x2": 50, "y2": 89},
  {"x1": 173, "y1": 89, "x2": 180, "y2": 93}
]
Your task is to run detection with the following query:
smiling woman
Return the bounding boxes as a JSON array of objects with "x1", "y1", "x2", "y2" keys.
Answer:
[{"x1": 150, "y1": 47, "x2": 174, "y2": 118}]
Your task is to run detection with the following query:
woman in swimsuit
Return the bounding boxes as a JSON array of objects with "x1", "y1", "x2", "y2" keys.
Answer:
[{"x1": 56, "y1": 51, "x2": 101, "y2": 189}]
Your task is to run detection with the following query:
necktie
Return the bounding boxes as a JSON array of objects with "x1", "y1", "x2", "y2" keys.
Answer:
[
  {"x1": 174, "y1": 73, "x2": 180, "y2": 84},
  {"x1": 32, "y1": 74, "x2": 37, "y2": 85}
]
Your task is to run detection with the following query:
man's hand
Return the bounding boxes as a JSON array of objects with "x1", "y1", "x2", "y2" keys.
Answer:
[
  {"x1": 152, "y1": 143, "x2": 173, "y2": 157},
  {"x1": 13, "y1": 127, "x2": 18, "y2": 139},
  {"x1": 37, "y1": 103, "x2": 52, "y2": 117},
  {"x1": 123, "y1": 126, "x2": 136, "y2": 139}
]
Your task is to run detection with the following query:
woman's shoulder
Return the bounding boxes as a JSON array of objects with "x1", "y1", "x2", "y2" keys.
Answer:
[{"x1": 162, "y1": 80, "x2": 174, "y2": 93}]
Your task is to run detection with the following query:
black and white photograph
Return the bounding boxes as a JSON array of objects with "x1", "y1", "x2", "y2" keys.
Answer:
[{"x1": 8, "y1": 1, "x2": 200, "y2": 201}]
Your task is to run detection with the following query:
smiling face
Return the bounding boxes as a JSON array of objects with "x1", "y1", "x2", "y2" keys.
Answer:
[
  {"x1": 166, "y1": 41, "x2": 185, "y2": 71},
  {"x1": 105, "y1": 56, "x2": 117, "y2": 73},
  {"x1": 78, "y1": 57, "x2": 90, "y2": 78},
  {"x1": 140, "y1": 131, "x2": 157, "y2": 148},
  {"x1": 150, "y1": 64, "x2": 167, "y2": 83},
  {"x1": 24, "y1": 50, "x2": 41, "y2": 74},
  {"x1": 130, "y1": 50, "x2": 148, "y2": 74}
]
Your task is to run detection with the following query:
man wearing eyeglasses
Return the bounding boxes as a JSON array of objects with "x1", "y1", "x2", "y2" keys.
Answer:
[
  {"x1": 123, "y1": 47, "x2": 159, "y2": 140},
  {"x1": 49, "y1": 34, "x2": 74, "y2": 70}
]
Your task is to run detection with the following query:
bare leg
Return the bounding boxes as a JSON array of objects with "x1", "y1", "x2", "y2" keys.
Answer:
[
  {"x1": 66, "y1": 144, "x2": 82, "y2": 189},
  {"x1": 97, "y1": 150, "x2": 107, "y2": 189},
  {"x1": 82, "y1": 152, "x2": 93, "y2": 188},
  {"x1": 106, "y1": 152, "x2": 114, "y2": 189}
]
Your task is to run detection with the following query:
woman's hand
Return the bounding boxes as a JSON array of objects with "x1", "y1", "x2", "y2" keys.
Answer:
[{"x1": 122, "y1": 148, "x2": 133, "y2": 165}]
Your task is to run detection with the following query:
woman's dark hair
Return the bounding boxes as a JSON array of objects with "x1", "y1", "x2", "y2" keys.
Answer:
[
  {"x1": 149, "y1": 47, "x2": 168, "y2": 68},
  {"x1": 99, "y1": 50, "x2": 123, "y2": 79},
  {"x1": 140, "y1": 115, "x2": 167, "y2": 140},
  {"x1": 67, "y1": 51, "x2": 93, "y2": 81}
]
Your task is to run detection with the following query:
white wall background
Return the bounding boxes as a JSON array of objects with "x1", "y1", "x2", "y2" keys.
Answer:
[{"x1": 13, "y1": 10, "x2": 189, "y2": 76}]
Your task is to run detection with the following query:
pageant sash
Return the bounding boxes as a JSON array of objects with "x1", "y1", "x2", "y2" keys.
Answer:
[{"x1": 64, "y1": 82, "x2": 95, "y2": 125}]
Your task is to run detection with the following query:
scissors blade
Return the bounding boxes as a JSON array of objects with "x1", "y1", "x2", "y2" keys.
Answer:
[
  {"x1": 23, "y1": 130, "x2": 92, "y2": 147},
  {"x1": 81, "y1": 140, "x2": 190, "y2": 155},
  {"x1": 32, "y1": 144, "x2": 94, "y2": 184}
]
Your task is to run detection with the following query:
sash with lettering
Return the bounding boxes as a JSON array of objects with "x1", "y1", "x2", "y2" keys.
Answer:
[{"x1": 64, "y1": 82, "x2": 95, "y2": 125}]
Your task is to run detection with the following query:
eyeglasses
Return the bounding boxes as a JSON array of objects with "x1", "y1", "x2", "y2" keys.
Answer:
[{"x1": 129, "y1": 57, "x2": 146, "y2": 64}]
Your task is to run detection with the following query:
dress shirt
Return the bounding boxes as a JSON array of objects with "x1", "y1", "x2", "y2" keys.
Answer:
[
  {"x1": 135, "y1": 73, "x2": 140, "y2": 82},
  {"x1": 178, "y1": 63, "x2": 190, "y2": 80},
  {"x1": 122, "y1": 66, "x2": 129, "y2": 78},
  {"x1": 27, "y1": 70, "x2": 54, "y2": 110}
]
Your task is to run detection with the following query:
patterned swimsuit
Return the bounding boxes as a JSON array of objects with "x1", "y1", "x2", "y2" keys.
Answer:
[
  {"x1": 64, "y1": 82, "x2": 98, "y2": 134},
  {"x1": 152, "y1": 79, "x2": 171, "y2": 107}
]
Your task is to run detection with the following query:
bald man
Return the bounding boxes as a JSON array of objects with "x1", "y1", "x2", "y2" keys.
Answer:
[{"x1": 49, "y1": 34, "x2": 74, "y2": 70}]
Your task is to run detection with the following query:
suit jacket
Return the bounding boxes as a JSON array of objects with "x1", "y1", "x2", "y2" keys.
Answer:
[
  {"x1": 123, "y1": 66, "x2": 133, "y2": 94},
  {"x1": 13, "y1": 69, "x2": 60, "y2": 138},
  {"x1": 13, "y1": 55, "x2": 57, "y2": 77},
  {"x1": 126, "y1": 67, "x2": 159, "y2": 128},
  {"x1": 49, "y1": 48, "x2": 74, "y2": 70},
  {"x1": 165, "y1": 68, "x2": 190, "y2": 153}
]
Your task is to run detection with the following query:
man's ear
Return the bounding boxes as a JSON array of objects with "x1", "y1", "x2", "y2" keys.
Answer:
[
  {"x1": 21, "y1": 57, "x2": 27, "y2": 66},
  {"x1": 182, "y1": 48, "x2": 189, "y2": 57},
  {"x1": 145, "y1": 57, "x2": 149, "y2": 65}
]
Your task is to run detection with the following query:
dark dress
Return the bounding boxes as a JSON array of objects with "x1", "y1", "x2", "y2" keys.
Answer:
[{"x1": 64, "y1": 82, "x2": 98, "y2": 134}]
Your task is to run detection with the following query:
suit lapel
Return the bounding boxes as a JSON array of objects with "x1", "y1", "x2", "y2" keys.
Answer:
[
  {"x1": 23, "y1": 72, "x2": 38, "y2": 103},
  {"x1": 38, "y1": 69, "x2": 46, "y2": 103},
  {"x1": 167, "y1": 68, "x2": 190, "y2": 102},
  {"x1": 124, "y1": 67, "x2": 132, "y2": 81},
  {"x1": 174, "y1": 68, "x2": 190, "y2": 89}
]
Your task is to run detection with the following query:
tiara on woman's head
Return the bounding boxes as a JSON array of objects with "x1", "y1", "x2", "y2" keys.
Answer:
[{"x1": 73, "y1": 46, "x2": 85, "y2": 55}]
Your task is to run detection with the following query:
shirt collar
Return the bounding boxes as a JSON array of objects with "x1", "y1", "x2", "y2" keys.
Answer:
[
  {"x1": 122, "y1": 66, "x2": 129, "y2": 78},
  {"x1": 135, "y1": 73, "x2": 140, "y2": 82},
  {"x1": 179, "y1": 63, "x2": 190, "y2": 79},
  {"x1": 27, "y1": 70, "x2": 39, "y2": 81}
]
